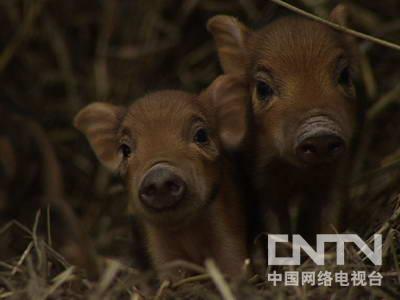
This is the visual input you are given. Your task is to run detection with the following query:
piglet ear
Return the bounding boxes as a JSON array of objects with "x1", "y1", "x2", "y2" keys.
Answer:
[
  {"x1": 329, "y1": 4, "x2": 357, "y2": 47},
  {"x1": 329, "y1": 4, "x2": 349, "y2": 26},
  {"x1": 74, "y1": 102, "x2": 126, "y2": 171},
  {"x1": 201, "y1": 75, "x2": 250, "y2": 150},
  {"x1": 329, "y1": 4, "x2": 360, "y2": 65},
  {"x1": 207, "y1": 15, "x2": 249, "y2": 74}
]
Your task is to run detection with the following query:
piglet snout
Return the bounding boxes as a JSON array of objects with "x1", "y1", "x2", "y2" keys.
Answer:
[
  {"x1": 139, "y1": 164, "x2": 186, "y2": 211},
  {"x1": 295, "y1": 116, "x2": 346, "y2": 165}
]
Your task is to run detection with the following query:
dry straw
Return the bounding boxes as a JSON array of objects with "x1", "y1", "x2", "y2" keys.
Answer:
[{"x1": 270, "y1": 0, "x2": 400, "y2": 52}]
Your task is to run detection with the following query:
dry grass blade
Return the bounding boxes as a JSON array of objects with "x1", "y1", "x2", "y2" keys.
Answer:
[
  {"x1": 269, "y1": 0, "x2": 400, "y2": 51},
  {"x1": 360, "y1": 51, "x2": 378, "y2": 99},
  {"x1": 389, "y1": 235, "x2": 400, "y2": 284},
  {"x1": 22, "y1": 117, "x2": 100, "y2": 279},
  {"x1": 0, "y1": 221, "x2": 14, "y2": 237},
  {"x1": 0, "y1": 0, "x2": 48, "y2": 72},
  {"x1": 0, "y1": 261, "x2": 15, "y2": 271},
  {"x1": 32, "y1": 210, "x2": 43, "y2": 273},
  {"x1": 43, "y1": 266, "x2": 75, "y2": 299},
  {"x1": 367, "y1": 83, "x2": 400, "y2": 121},
  {"x1": 90, "y1": 259, "x2": 121, "y2": 299},
  {"x1": 46, "y1": 205, "x2": 52, "y2": 248},
  {"x1": 365, "y1": 286, "x2": 397, "y2": 300},
  {"x1": 352, "y1": 157, "x2": 400, "y2": 184},
  {"x1": 161, "y1": 260, "x2": 206, "y2": 274},
  {"x1": 43, "y1": 16, "x2": 81, "y2": 112},
  {"x1": 11, "y1": 242, "x2": 33, "y2": 275},
  {"x1": 130, "y1": 294, "x2": 142, "y2": 300},
  {"x1": 172, "y1": 274, "x2": 211, "y2": 288},
  {"x1": 365, "y1": 195, "x2": 400, "y2": 244},
  {"x1": 94, "y1": 0, "x2": 116, "y2": 100},
  {"x1": 154, "y1": 280, "x2": 170, "y2": 300},
  {"x1": 2, "y1": 219, "x2": 70, "y2": 268},
  {"x1": 241, "y1": 258, "x2": 252, "y2": 277},
  {"x1": 205, "y1": 259, "x2": 236, "y2": 300},
  {"x1": 0, "y1": 291, "x2": 13, "y2": 299},
  {"x1": 0, "y1": 0, "x2": 399, "y2": 299}
]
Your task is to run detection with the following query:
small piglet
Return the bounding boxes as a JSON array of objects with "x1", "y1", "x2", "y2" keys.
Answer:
[
  {"x1": 74, "y1": 75, "x2": 250, "y2": 279},
  {"x1": 208, "y1": 6, "x2": 359, "y2": 243}
]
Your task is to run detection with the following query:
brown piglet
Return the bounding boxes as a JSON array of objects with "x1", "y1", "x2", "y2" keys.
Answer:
[
  {"x1": 74, "y1": 75, "x2": 250, "y2": 279},
  {"x1": 208, "y1": 6, "x2": 359, "y2": 243}
]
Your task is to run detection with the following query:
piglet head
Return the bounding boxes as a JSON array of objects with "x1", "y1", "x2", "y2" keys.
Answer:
[
  {"x1": 208, "y1": 5, "x2": 359, "y2": 169},
  {"x1": 74, "y1": 75, "x2": 249, "y2": 227}
]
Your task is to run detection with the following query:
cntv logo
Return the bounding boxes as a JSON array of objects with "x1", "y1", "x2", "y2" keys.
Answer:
[{"x1": 268, "y1": 234, "x2": 382, "y2": 266}]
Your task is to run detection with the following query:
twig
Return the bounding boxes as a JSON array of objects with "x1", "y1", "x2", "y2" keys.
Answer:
[
  {"x1": 269, "y1": 0, "x2": 400, "y2": 52},
  {"x1": 205, "y1": 259, "x2": 236, "y2": 300},
  {"x1": 154, "y1": 280, "x2": 170, "y2": 300}
]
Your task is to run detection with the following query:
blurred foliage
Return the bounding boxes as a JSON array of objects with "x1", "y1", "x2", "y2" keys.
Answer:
[{"x1": 0, "y1": 0, "x2": 399, "y2": 298}]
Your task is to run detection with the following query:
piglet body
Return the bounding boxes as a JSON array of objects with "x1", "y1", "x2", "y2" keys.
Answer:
[{"x1": 208, "y1": 6, "x2": 359, "y2": 243}]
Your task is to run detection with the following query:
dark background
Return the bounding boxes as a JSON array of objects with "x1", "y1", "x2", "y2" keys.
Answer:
[{"x1": 0, "y1": 0, "x2": 399, "y2": 298}]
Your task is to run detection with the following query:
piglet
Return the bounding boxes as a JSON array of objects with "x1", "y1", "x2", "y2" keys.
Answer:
[{"x1": 74, "y1": 75, "x2": 250, "y2": 279}]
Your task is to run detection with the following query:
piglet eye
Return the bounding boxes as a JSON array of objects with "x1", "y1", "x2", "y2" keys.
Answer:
[
  {"x1": 338, "y1": 66, "x2": 352, "y2": 86},
  {"x1": 120, "y1": 144, "x2": 131, "y2": 158},
  {"x1": 194, "y1": 128, "x2": 209, "y2": 145},
  {"x1": 256, "y1": 80, "x2": 273, "y2": 102}
]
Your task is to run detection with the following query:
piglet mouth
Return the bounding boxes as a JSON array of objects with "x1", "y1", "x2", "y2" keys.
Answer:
[
  {"x1": 138, "y1": 163, "x2": 186, "y2": 212},
  {"x1": 294, "y1": 116, "x2": 347, "y2": 166}
]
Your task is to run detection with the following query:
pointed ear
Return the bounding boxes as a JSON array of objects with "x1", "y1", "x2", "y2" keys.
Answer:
[
  {"x1": 207, "y1": 15, "x2": 249, "y2": 74},
  {"x1": 329, "y1": 4, "x2": 349, "y2": 27},
  {"x1": 201, "y1": 75, "x2": 250, "y2": 150},
  {"x1": 329, "y1": 5, "x2": 359, "y2": 65},
  {"x1": 74, "y1": 102, "x2": 126, "y2": 171}
]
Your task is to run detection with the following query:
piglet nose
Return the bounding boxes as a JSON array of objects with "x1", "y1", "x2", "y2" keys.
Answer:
[
  {"x1": 296, "y1": 134, "x2": 345, "y2": 165},
  {"x1": 139, "y1": 165, "x2": 186, "y2": 211}
]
